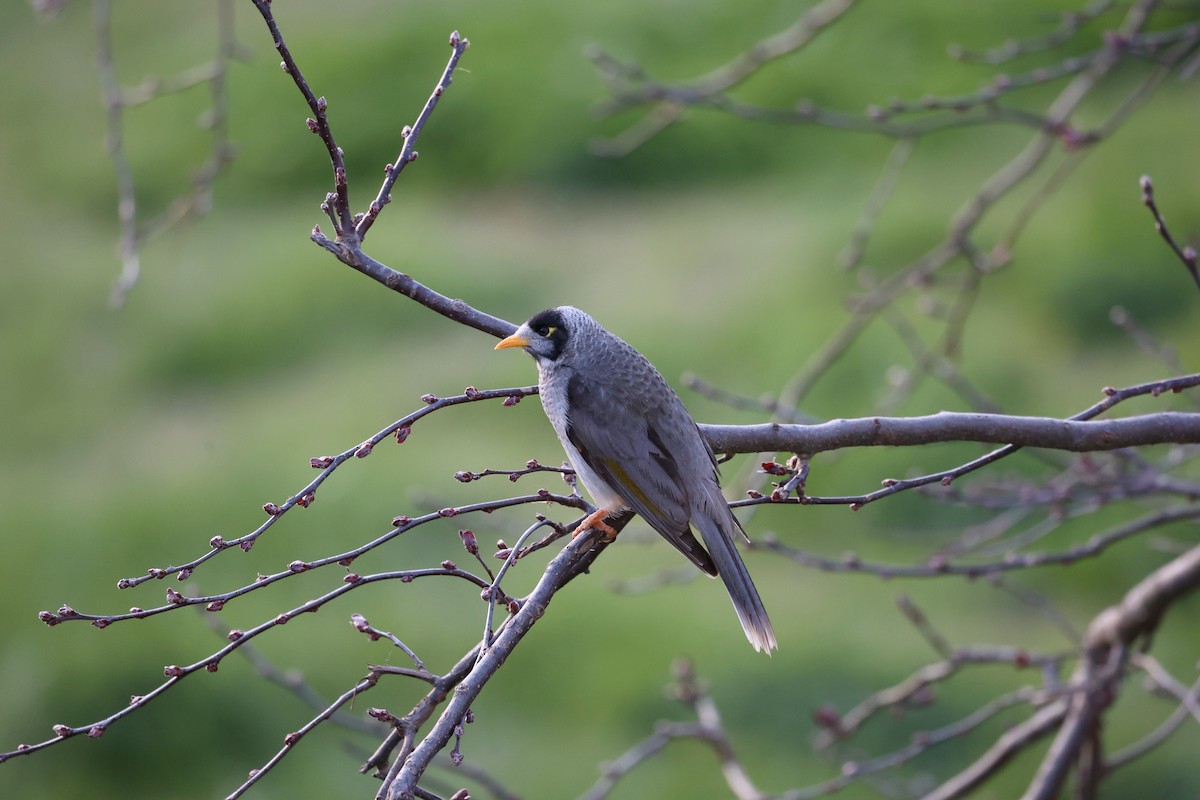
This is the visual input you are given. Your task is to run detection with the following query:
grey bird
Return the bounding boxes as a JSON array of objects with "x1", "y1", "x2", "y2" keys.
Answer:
[{"x1": 495, "y1": 306, "x2": 777, "y2": 652}]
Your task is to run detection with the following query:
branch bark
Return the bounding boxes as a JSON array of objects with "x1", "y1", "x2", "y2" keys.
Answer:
[
  {"x1": 700, "y1": 410, "x2": 1200, "y2": 455},
  {"x1": 380, "y1": 516, "x2": 629, "y2": 800},
  {"x1": 1021, "y1": 542, "x2": 1200, "y2": 800}
]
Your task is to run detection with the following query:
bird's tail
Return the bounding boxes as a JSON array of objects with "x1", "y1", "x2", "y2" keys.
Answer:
[{"x1": 693, "y1": 494, "x2": 777, "y2": 653}]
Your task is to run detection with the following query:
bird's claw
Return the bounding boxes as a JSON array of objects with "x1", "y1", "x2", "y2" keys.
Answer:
[{"x1": 574, "y1": 508, "x2": 619, "y2": 542}]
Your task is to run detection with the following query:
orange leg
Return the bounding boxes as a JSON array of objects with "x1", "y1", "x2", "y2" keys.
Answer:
[{"x1": 574, "y1": 507, "x2": 619, "y2": 542}]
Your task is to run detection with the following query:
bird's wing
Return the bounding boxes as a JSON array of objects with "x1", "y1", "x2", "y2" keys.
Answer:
[
  {"x1": 635, "y1": 377, "x2": 778, "y2": 652},
  {"x1": 563, "y1": 372, "x2": 717, "y2": 575}
]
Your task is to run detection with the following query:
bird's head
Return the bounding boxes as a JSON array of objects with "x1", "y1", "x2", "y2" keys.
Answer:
[{"x1": 494, "y1": 306, "x2": 586, "y2": 365}]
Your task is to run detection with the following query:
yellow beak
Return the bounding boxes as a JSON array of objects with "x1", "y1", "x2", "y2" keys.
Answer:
[{"x1": 494, "y1": 332, "x2": 530, "y2": 350}]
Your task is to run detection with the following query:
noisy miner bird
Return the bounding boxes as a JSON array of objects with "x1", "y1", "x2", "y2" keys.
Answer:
[{"x1": 495, "y1": 306, "x2": 776, "y2": 652}]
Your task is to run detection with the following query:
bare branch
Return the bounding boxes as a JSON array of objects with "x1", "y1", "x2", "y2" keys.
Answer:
[
  {"x1": 580, "y1": 660, "x2": 766, "y2": 800},
  {"x1": 227, "y1": 668, "x2": 388, "y2": 799},
  {"x1": 95, "y1": 0, "x2": 242, "y2": 306},
  {"x1": 1085, "y1": 543, "x2": 1200, "y2": 653},
  {"x1": 922, "y1": 700, "x2": 1069, "y2": 800},
  {"x1": 249, "y1": 0, "x2": 353, "y2": 233},
  {"x1": 1023, "y1": 543, "x2": 1200, "y2": 799},
  {"x1": 357, "y1": 31, "x2": 470, "y2": 239},
  {"x1": 1140, "y1": 175, "x2": 1200, "y2": 290},
  {"x1": 108, "y1": 385, "x2": 537, "y2": 592},
  {"x1": 705, "y1": 407, "x2": 1200, "y2": 456},
  {"x1": 589, "y1": 0, "x2": 858, "y2": 156},
  {"x1": 757, "y1": 503, "x2": 1200, "y2": 580},
  {"x1": 683, "y1": 374, "x2": 1200, "y2": 517},
  {"x1": 1107, "y1": 672, "x2": 1200, "y2": 771},
  {"x1": 380, "y1": 521, "x2": 626, "y2": 800},
  {"x1": 244, "y1": 3, "x2": 506, "y2": 338},
  {"x1": 948, "y1": 0, "x2": 1116, "y2": 64}
]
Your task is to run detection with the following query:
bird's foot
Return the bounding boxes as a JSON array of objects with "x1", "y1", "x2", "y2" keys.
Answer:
[{"x1": 574, "y1": 508, "x2": 618, "y2": 542}]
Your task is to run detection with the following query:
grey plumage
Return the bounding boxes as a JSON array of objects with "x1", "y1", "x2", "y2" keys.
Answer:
[{"x1": 495, "y1": 306, "x2": 777, "y2": 652}]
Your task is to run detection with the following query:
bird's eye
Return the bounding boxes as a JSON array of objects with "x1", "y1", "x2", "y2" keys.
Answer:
[{"x1": 535, "y1": 325, "x2": 555, "y2": 337}]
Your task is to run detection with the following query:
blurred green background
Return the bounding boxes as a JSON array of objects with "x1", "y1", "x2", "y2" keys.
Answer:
[{"x1": 2, "y1": 1, "x2": 1199, "y2": 798}]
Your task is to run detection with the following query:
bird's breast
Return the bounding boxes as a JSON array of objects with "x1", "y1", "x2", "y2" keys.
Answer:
[{"x1": 537, "y1": 365, "x2": 627, "y2": 511}]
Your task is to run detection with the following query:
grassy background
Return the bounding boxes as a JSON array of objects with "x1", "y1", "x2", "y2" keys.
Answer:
[{"x1": 2, "y1": 1, "x2": 1199, "y2": 798}]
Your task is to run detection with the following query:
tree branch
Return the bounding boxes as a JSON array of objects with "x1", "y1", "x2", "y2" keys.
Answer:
[
  {"x1": 1022, "y1": 542, "x2": 1200, "y2": 800},
  {"x1": 703, "y1": 409, "x2": 1200, "y2": 455},
  {"x1": 247, "y1": 3, "x2": 509, "y2": 339},
  {"x1": 1140, "y1": 175, "x2": 1200, "y2": 291},
  {"x1": 380, "y1": 517, "x2": 628, "y2": 800}
]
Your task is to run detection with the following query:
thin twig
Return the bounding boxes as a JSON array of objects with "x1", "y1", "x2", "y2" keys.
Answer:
[{"x1": 1141, "y1": 175, "x2": 1200, "y2": 290}]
